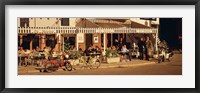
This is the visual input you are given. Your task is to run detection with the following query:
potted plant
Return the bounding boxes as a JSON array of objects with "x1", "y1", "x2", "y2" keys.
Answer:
[
  {"x1": 65, "y1": 50, "x2": 81, "y2": 65},
  {"x1": 105, "y1": 49, "x2": 120, "y2": 63}
]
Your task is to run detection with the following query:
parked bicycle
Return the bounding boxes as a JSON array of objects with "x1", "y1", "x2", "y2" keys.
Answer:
[
  {"x1": 72, "y1": 54, "x2": 102, "y2": 70},
  {"x1": 35, "y1": 52, "x2": 72, "y2": 72}
]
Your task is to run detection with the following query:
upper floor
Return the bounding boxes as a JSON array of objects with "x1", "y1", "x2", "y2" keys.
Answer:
[{"x1": 17, "y1": 18, "x2": 159, "y2": 28}]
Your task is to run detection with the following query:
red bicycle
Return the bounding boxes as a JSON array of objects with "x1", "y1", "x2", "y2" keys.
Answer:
[{"x1": 36, "y1": 52, "x2": 73, "y2": 72}]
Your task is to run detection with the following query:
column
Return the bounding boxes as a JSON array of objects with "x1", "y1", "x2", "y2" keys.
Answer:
[
  {"x1": 155, "y1": 32, "x2": 158, "y2": 52},
  {"x1": 111, "y1": 33, "x2": 113, "y2": 47},
  {"x1": 41, "y1": 35, "x2": 45, "y2": 50},
  {"x1": 76, "y1": 34, "x2": 79, "y2": 51},
  {"x1": 20, "y1": 35, "x2": 23, "y2": 46},
  {"x1": 30, "y1": 39, "x2": 33, "y2": 51},
  {"x1": 63, "y1": 36, "x2": 65, "y2": 51},
  {"x1": 103, "y1": 33, "x2": 106, "y2": 54},
  {"x1": 58, "y1": 34, "x2": 61, "y2": 52},
  {"x1": 105, "y1": 34, "x2": 107, "y2": 49}
]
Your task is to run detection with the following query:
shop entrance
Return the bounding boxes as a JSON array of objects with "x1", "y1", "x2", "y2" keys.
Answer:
[
  {"x1": 22, "y1": 35, "x2": 30, "y2": 50},
  {"x1": 86, "y1": 34, "x2": 93, "y2": 48},
  {"x1": 30, "y1": 35, "x2": 39, "y2": 50},
  {"x1": 46, "y1": 34, "x2": 56, "y2": 49}
]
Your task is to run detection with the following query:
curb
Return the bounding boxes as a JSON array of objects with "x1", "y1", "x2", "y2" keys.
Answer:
[
  {"x1": 19, "y1": 62, "x2": 156, "y2": 73},
  {"x1": 99, "y1": 62, "x2": 156, "y2": 69}
]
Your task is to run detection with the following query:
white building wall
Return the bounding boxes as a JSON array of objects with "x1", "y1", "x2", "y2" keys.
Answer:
[
  {"x1": 130, "y1": 18, "x2": 159, "y2": 27},
  {"x1": 17, "y1": 18, "x2": 76, "y2": 27}
]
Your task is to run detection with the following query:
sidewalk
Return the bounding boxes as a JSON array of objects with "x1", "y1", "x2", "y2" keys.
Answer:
[
  {"x1": 18, "y1": 59, "x2": 156, "y2": 73},
  {"x1": 100, "y1": 59, "x2": 156, "y2": 69}
]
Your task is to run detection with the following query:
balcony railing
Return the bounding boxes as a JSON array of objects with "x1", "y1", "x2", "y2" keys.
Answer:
[{"x1": 18, "y1": 27, "x2": 158, "y2": 34}]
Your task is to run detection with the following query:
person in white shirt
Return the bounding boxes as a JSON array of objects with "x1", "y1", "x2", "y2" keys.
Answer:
[
  {"x1": 121, "y1": 45, "x2": 129, "y2": 53},
  {"x1": 121, "y1": 45, "x2": 131, "y2": 61}
]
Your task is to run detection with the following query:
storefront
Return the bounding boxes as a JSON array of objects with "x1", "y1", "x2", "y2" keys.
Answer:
[{"x1": 18, "y1": 23, "x2": 158, "y2": 52}]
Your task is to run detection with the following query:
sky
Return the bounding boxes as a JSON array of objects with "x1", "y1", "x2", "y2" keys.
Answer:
[{"x1": 159, "y1": 18, "x2": 182, "y2": 49}]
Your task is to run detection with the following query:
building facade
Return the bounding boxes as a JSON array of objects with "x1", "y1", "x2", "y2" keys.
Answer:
[{"x1": 18, "y1": 18, "x2": 159, "y2": 52}]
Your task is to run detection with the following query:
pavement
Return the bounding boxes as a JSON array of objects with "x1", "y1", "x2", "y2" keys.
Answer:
[{"x1": 18, "y1": 59, "x2": 157, "y2": 74}]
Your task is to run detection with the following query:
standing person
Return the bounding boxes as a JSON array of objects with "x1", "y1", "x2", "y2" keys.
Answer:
[
  {"x1": 137, "y1": 37, "x2": 146, "y2": 60},
  {"x1": 114, "y1": 39, "x2": 119, "y2": 47},
  {"x1": 146, "y1": 36, "x2": 153, "y2": 61},
  {"x1": 119, "y1": 37, "x2": 125, "y2": 50}
]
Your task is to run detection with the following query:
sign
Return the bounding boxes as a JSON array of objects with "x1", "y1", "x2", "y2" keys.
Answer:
[
  {"x1": 94, "y1": 36, "x2": 98, "y2": 43},
  {"x1": 77, "y1": 33, "x2": 84, "y2": 43}
]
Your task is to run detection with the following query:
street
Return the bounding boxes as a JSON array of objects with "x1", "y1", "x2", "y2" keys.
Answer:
[{"x1": 18, "y1": 53, "x2": 182, "y2": 75}]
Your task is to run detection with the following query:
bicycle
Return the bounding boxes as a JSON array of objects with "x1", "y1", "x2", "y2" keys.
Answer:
[{"x1": 72, "y1": 55, "x2": 102, "y2": 70}]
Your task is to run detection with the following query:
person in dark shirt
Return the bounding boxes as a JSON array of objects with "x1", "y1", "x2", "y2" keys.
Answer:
[
  {"x1": 114, "y1": 39, "x2": 119, "y2": 47},
  {"x1": 137, "y1": 37, "x2": 146, "y2": 60},
  {"x1": 84, "y1": 47, "x2": 91, "y2": 56}
]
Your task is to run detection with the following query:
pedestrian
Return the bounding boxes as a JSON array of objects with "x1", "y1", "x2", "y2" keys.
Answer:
[
  {"x1": 114, "y1": 39, "x2": 119, "y2": 47},
  {"x1": 146, "y1": 36, "x2": 153, "y2": 61},
  {"x1": 137, "y1": 37, "x2": 146, "y2": 60},
  {"x1": 119, "y1": 37, "x2": 124, "y2": 50}
]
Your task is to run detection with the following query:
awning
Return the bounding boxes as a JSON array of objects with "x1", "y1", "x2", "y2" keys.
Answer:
[{"x1": 95, "y1": 23, "x2": 124, "y2": 28}]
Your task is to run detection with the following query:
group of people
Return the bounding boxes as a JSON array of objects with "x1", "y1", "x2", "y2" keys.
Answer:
[
  {"x1": 113, "y1": 38, "x2": 126, "y2": 51},
  {"x1": 137, "y1": 36, "x2": 153, "y2": 61},
  {"x1": 107, "y1": 37, "x2": 132, "y2": 61},
  {"x1": 84, "y1": 45, "x2": 102, "y2": 56},
  {"x1": 18, "y1": 36, "x2": 168, "y2": 66},
  {"x1": 18, "y1": 46, "x2": 53, "y2": 66}
]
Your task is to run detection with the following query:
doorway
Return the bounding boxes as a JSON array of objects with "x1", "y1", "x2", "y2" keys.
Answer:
[{"x1": 86, "y1": 34, "x2": 93, "y2": 48}]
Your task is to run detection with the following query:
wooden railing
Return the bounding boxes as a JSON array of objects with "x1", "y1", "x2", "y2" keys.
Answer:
[{"x1": 18, "y1": 27, "x2": 158, "y2": 34}]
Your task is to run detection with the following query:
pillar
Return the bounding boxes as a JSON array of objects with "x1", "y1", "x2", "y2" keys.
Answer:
[
  {"x1": 20, "y1": 35, "x2": 23, "y2": 46},
  {"x1": 76, "y1": 34, "x2": 79, "y2": 51},
  {"x1": 111, "y1": 33, "x2": 113, "y2": 47},
  {"x1": 41, "y1": 34, "x2": 46, "y2": 50},
  {"x1": 155, "y1": 32, "x2": 158, "y2": 52},
  {"x1": 63, "y1": 35, "x2": 65, "y2": 51},
  {"x1": 58, "y1": 34, "x2": 61, "y2": 52},
  {"x1": 103, "y1": 33, "x2": 106, "y2": 54},
  {"x1": 105, "y1": 34, "x2": 107, "y2": 49},
  {"x1": 30, "y1": 39, "x2": 33, "y2": 51}
]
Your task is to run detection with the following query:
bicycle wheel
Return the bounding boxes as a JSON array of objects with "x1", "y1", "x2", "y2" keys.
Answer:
[
  {"x1": 44, "y1": 62, "x2": 54, "y2": 72},
  {"x1": 90, "y1": 58, "x2": 101, "y2": 69},
  {"x1": 65, "y1": 62, "x2": 72, "y2": 71}
]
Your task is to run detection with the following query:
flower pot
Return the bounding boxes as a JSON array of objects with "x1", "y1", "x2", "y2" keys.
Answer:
[{"x1": 106, "y1": 57, "x2": 120, "y2": 63}]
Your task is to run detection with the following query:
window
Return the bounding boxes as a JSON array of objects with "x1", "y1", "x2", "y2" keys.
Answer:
[
  {"x1": 61, "y1": 18, "x2": 69, "y2": 26},
  {"x1": 20, "y1": 18, "x2": 29, "y2": 27},
  {"x1": 140, "y1": 18, "x2": 157, "y2": 21}
]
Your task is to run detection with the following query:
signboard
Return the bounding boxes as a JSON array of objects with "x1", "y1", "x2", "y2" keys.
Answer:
[
  {"x1": 77, "y1": 33, "x2": 84, "y2": 43},
  {"x1": 94, "y1": 36, "x2": 98, "y2": 43}
]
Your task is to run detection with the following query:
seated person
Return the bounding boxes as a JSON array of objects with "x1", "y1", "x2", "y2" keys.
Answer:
[
  {"x1": 95, "y1": 46, "x2": 102, "y2": 54},
  {"x1": 84, "y1": 47, "x2": 91, "y2": 56},
  {"x1": 121, "y1": 45, "x2": 129, "y2": 53},
  {"x1": 121, "y1": 45, "x2": 131, "y2": 61}
]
